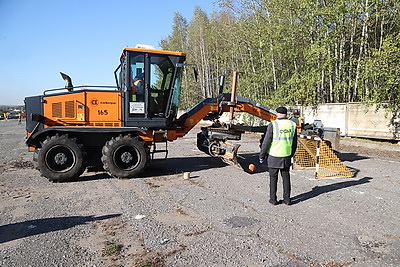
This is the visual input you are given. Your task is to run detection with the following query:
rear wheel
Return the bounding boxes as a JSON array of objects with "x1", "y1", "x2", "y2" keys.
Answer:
[
  {"x1": 34, "y1": 134, "x2": 86, "y2": 182},
  {"x1": 101, "y1": 134, "x2": 149, "y2": 178}
]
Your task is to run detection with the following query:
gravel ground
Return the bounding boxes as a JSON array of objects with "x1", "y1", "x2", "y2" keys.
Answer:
[{"x1": 1, "y1": 120, "x2": 399, "y2": 267}]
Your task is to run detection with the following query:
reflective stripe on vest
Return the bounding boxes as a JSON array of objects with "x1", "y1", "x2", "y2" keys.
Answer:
[{"x1": 268, "y1": 119, "x2": 296, "y2": 157}]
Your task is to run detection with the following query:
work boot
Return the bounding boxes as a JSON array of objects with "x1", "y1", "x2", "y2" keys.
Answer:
[{"x1": 269, "y1": 199, "x2": 278, "y2": 205}]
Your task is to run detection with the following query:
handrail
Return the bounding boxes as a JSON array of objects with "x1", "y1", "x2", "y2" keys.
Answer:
[{"x1": 43, "y1": 85, "x2": 118, "y2": 95}]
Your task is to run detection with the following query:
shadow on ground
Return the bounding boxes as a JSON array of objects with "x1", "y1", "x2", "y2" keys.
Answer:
[
  {"x1": 80, "y1": 155, "x2": 230, "y2": 181},
  {"x1": 237, "y1": 152, "x2": 269, "y2": 174},
  {"x1": 337, "y1": 152, "x2": 370, "y2": 162},
  {"x1": 79, "y1": 152, "x2": 267, "y2": 182},
  {"x1": 291, "y1": 177, "x2": 372, "y2": 205},
  {"x1": 0, "y1": 214, "x2": 121, "y2": 244}
]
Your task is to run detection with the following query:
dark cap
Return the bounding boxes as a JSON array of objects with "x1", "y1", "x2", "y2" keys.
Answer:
[{"x1": 276, "y1": 106, "x2": 287, "y2": 115}]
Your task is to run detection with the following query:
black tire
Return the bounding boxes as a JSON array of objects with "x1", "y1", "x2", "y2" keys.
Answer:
[
  {"x1": 34, "y1": 134, "x2": 86, "y2": 182},
  {"x1": 101, "y1": 134, "x2": 149, "y2": 178},
  {"x1": 196, "y1": 132, "x2": 210, "y2": 154}
]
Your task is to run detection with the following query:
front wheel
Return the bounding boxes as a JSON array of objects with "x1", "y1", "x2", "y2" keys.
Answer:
[
  {"x1": 34, "y1": 134, "x2": 86, "y2": 182},
  {"x1": 101, "y1": 135, "x2": 149, "y2": 178}
]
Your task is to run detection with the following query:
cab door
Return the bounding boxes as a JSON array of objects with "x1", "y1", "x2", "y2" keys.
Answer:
[{"x1": 122, "y1": 51, "x2": 183, "y2": 128}]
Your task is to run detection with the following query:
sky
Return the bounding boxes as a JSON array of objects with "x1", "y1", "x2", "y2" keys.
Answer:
[{"x1": 0, "y1": 0, "x2": 217, "y2": 105}]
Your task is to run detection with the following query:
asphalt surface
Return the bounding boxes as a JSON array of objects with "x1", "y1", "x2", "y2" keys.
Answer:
[{"x1": 1, "y1": 119, "x2": 399, "y2": 266}]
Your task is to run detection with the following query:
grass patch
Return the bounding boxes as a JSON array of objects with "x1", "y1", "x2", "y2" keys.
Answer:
[
  {"x1": 145, "y1": 181, "x2": 160, "y2": 188},
  {"x1": 102, "y1": 241, "x2": 123, "y2": 257}
]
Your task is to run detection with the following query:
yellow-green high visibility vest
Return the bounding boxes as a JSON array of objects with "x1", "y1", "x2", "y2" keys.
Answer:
[{"x1": 267, "y1": 119, "x2": 296, "y2": 157}]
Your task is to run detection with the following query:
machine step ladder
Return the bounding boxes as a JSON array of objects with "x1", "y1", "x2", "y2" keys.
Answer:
[{"x1": 151, "y1": 130, "x2": 168, "y2": 160}]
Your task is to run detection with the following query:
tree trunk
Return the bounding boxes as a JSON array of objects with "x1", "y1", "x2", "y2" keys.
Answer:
[{"x1": 354, "y1": 0, "x2": 369, "y2": 101}]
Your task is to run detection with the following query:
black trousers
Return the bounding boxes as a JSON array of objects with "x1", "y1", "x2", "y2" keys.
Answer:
[{"x1": 268, "y1": 167, "x2": 291, "y2": 201}]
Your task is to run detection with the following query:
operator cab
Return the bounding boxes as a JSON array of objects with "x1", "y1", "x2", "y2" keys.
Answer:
[{"x1": 115, "y1": 46, "x2": 186, "y2": 128}]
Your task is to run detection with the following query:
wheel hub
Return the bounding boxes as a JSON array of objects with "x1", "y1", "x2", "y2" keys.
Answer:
[
  {"x1": 120, "y1": 151, "x2": 133, "y2": 163},
  {"x1": 113, "y1": 145, "x2": 140, "y2": 171},
  {"x1": 54, "y1": 152, "x2": 68, "y2": 165},
  {"x1": 45, "y1": 144, "x2": 76, "y2": 173}
]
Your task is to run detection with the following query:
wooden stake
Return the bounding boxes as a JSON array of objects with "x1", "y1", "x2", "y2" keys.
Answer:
[{"x1": 229, "y1": 71, "x2": 238, "y2": 122}]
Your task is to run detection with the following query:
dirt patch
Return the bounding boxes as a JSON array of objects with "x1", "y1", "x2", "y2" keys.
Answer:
[
  {"x1": 340, "y1": 139, "x2": 400, "y2": 160},
  {"x1": 79, "y1": 215, "x2": 144, "y2": 266},
  {"x1": 0, "y1": 157, "x2": 34, "y2": 173},
  {"x1": 11, "y1": 158, "x2": 35, "y2": 169},
  {"x1": 154, "y1": 207, "x2": 205, "y2": 226}
]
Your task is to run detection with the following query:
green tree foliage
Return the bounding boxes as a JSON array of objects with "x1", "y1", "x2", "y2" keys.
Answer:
[
  {"x1": 362, "y1": 33, "x2": 400, "y2": 112},
  {"x1": 161, "y1": 0, "x2": 400, "y2": 112}
]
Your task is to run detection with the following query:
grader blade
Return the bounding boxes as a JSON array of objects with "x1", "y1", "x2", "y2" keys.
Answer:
[
  {"x1": 219, "y1": 141, "x2": 241, "y2": 167},
  {"x1": 208, "y1": 140, "x2": 242, "y2": 168},
  {"x1": 197, "y1": 126, "x2": 244, "y2": 169}
]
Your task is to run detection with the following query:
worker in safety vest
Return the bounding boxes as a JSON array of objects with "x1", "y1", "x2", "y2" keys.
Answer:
[{"x1": 259, "y1": 106, "x2": 297, "y2": 205}]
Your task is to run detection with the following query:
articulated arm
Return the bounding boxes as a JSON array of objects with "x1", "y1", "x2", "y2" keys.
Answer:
[
  {"x1": 168, "y1": 93, "x2": 276, "y2": 140},
  {"x1": 220, "y1": 94, "x2": 277, "y2": 122},
  {"x1": 164, "y1": 93, "x2": 277, "y2": 167}
]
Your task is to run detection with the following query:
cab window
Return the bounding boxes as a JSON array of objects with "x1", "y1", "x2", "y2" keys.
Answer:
[{"x1": 149, "y1": 54, "x2": 174, "y2": 116}]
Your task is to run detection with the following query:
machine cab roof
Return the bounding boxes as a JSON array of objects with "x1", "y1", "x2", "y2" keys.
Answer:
[{"x1": 121, "y1": 46, "x2": 186, "y2": 58}]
